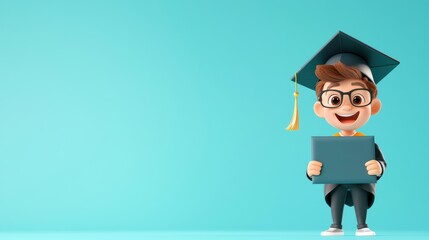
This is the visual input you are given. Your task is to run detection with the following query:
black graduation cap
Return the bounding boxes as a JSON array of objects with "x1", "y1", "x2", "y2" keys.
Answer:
[
  {"x1": 286, "y1": 31, "x2": 400, "y2": 130},
  {"x1": 292, "y1": 31, "x2": 400, "y2": 90}
]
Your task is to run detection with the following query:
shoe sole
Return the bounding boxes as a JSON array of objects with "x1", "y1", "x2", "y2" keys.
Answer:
[{"x1": 321, "y1": 232, "x2": 344, "y2": 236}]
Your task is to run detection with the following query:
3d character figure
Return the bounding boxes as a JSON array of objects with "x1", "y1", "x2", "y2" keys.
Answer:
[
  {"x1": 286, "y1": 32, "x2": 399, "y2": 236},
  {"x1": 309, "y1": 61, "x2": 385, "y2": 236}
]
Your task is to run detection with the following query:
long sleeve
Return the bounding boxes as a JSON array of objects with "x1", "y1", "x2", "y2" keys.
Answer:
[{"x1": 375, "y1": 143, "x2": 386, "y2": 180}]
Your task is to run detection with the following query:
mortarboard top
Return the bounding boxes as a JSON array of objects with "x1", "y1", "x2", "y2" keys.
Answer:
[{"x1": 292, "y1": 31, "x2": 400, "y2": 90}]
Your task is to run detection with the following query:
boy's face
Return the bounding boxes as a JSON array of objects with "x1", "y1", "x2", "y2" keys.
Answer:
[{"x1": 313, "y1": 79, "x2": 381, "y2": 131}]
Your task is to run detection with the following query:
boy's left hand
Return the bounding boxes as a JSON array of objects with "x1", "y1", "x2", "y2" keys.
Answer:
[{"x1": 365, "y1": 160, "x2": 382, "y2": 176}]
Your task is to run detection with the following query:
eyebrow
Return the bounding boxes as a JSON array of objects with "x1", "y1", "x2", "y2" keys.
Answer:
[
  {"x1": 326, "y1": 82, "x2": 340, "y2": 89},
  {"x1": 351, "y1": 82, "x2": 366, "y2": 88}
]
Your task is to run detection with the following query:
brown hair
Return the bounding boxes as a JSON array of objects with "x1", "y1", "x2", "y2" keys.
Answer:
[{"x1": 315, "y1": 62, "x2": 377, "y2": 98}]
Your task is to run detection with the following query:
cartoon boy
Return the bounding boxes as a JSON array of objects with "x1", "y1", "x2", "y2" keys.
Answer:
[
  {"x1": 309, "y1": 60, "x2": 385, "y2": 236},
  {"x1": 287, "y1": 32, "x2": 399, "y2": 236}
]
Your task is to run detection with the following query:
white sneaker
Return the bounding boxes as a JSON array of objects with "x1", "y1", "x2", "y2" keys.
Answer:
[
  {"x1": 355, "y1": 228, "x2": 376, "y2": 236},
  {"x1": 321, "y1": 228, "x2": 344, "y2": 236}
]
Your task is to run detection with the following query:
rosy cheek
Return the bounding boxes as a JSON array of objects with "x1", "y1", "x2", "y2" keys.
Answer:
[
  {"x1": 324, "y1": 110, "x2": 338, "y2": 123},
  {"x1": 361, "y1": 112, "x2": 371, "y2": 122},
  {"x1": 360, "y1": 108, "x2": 370, "y2": 117}
]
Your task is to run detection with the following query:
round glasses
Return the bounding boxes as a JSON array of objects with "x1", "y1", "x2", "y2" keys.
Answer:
[{"x1": 318, "y1": 88, "x2": 373, "y2": 108}]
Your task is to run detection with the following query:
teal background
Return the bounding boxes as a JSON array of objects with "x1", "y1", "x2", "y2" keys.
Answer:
[{"x1": 0, "y1": 0, "x2": 427, "y2": 232}]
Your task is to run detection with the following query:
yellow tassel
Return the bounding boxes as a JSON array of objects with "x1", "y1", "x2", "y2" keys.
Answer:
[{"x1": 286, "y1": 73, "x2": 299, "y2": 131}]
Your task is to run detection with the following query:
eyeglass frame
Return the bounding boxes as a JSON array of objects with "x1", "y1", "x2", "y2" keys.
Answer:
[{"x1": 317, "y1": 88, "x2": 373, "y2": 108}]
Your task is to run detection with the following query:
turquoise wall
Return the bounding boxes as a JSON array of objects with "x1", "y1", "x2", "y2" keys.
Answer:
[{"x1": 0, "y1": 0, "x2": 426, "y2": 231}]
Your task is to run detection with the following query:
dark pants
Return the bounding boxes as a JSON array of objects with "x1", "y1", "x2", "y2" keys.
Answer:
[{"x1": 330, "y1": 184, "x2": 368, "y2": 229}]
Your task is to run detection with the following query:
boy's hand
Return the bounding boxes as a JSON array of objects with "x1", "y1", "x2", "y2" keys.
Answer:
[
  {"x1": 307, "y1": 160, "x2": 323, "y2": 177},
  {"x1": 365, "y1": 160, "x2": 382, "y2": 176}
]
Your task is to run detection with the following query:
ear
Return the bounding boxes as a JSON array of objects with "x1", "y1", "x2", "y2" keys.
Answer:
[
  {"x1": 371, "y1": 98, "x2": 382, "y2": 115},
  {"x1": 314, "y1": 101, "x2": 325, "y2": 118}
]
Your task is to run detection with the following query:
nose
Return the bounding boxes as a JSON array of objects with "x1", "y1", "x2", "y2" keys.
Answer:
[
  {"x1": 342, "y1": 106, "x2": 352, "y2": 112},
  {"x1": 341, "y1": 96, "x2": 353, "y2": 111}
]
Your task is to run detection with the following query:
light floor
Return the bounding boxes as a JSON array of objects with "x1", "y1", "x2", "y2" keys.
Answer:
[{"x1": 1, "y1": 231, "x2": 428, "y2": 240}]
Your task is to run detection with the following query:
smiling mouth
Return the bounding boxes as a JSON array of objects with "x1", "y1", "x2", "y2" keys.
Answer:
[{"x1": 335, "y1": 112, "x2": 360, "y2": 124}]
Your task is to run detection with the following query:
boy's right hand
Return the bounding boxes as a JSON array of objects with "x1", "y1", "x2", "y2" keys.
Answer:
[{"x1": 307, "y1": 160, "x2": 323, "y2": 177}]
